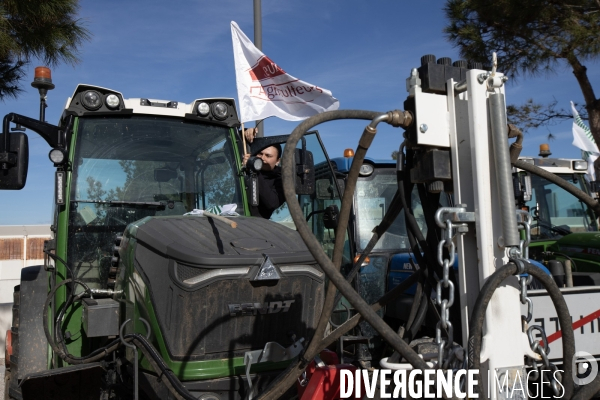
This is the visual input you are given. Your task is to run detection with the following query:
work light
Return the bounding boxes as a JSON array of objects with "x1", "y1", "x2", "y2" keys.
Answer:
[
  {"x1": 49, "y1": 148, "x2": 67, "y2": 165},
  {"x1": 212, "y1": 102, "x2": 228, "y2": 120},
  {"x1": 82, "y1": 90, "x2": 103, "y2": 110},
  {"x1": 197, "y1": 102, "x2": 210, "y2": 117},
  {"x1": 573, "y1": 160, "x2": 588, "y2": 171},
  {"x1": 105, "y1": 94, "x2": 120, "y2": 109},
  {"x1": 246, "y1": 156, "x2": 263, "y2": 172}
]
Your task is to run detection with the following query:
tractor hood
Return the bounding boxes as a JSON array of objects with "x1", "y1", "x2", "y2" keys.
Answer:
[
  {"x1": 549, "y1": 232, "x2": 600, "y2": 271},
  {"x1": 120, "y1": 215, "x2": 324, "y2": 362},
  {"x1": 129, "y1": 215, "x2": 315, "y2": 267}
]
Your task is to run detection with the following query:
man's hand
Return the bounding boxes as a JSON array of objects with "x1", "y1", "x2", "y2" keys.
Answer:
[{"x1": 244, "y1": 128, "x2": 257, "y2": 143}]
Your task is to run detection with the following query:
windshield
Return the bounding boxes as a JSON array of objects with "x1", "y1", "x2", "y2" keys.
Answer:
[
  {"x1": 526, "y1": 173, "x2": 598, "y2": 239},
  {"x1": 354, "y1": 169, "x2": 426, "y2": 251},
  {"x1": 68, "y1": 115, "x2": 242, "y2": 288}
]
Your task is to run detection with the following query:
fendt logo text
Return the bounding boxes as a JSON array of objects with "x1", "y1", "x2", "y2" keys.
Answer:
[{"x1": 228, "y1": 300, "x2": 295, "y2": 317}]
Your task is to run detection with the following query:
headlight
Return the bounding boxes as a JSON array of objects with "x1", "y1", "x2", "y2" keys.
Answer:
[
  {"x1": 246, "y1": 156, "x2": 263, "y2": 172},
  {"x1": 573, "y1": 160, "x2": 588, "y2": 171},
  {"x1": 105, "y1": 94, "x2": 120, "y2": 109},
  {"x1": 211, "y1": 102, "x2": 228, "y2": 120},
  {"x1": 48, "y1": 148, "x2": 67, "y2": 165},
  {"x1": 359, "y1": 163, "x2": 374, "y2": 176},
  {"x1": 197, "y1": 102, "x2": 210, "y2": 117},
  {"x1": 81, "y1": 90, "x2": 103, "y2": 110}
]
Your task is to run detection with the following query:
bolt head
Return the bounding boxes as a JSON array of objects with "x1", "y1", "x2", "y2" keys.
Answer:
[{"x1": 419, "y1": 124, "x2": 428, "y2": 133}]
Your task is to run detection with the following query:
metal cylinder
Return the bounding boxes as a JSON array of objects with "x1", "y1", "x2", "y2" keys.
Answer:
[
  {"x1": 549, "y1": 260, "x2": 565, "y2": 288},
  {"x1": 489, "y1": 93, "x2": 520, "y2": 247},
  {"x1": 564, "y1": 259, "x2": 573, "y2": 288}
]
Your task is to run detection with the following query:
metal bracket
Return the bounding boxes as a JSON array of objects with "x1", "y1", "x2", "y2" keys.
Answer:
[
  {"x1": 435, "y1": 205, "x2": 476, "y2": 234},
  {"x1": 119, "y1": 318, "x2": 150, "y2": 400},
  {"x1": 243, "y1": 338, "x2": 305, "y2": 399}
]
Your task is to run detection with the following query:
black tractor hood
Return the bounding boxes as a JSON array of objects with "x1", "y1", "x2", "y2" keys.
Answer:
[{"x1": 131, "y1": 215, "x2": 315, "y2": 267}]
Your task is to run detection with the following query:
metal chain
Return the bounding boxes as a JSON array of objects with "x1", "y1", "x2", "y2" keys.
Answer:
[
  {"x1": 519, "y1": 275, "x2": 534, "y2": 324},
  {"x1": 433, "y1": 205, "x2": 474, "y2": 367},
  {"x1": 435, "y1": 215, "x2": 457, "y2": 367},
  {"x1": 517, "y1": 210, "x2": 562, "y2": 396},
  {"x1": 516, "y1": 210, "x2": 532, "y2": 260},
  {"x1": 527, "y1": 325, "x2": 562, "y2": 397}
]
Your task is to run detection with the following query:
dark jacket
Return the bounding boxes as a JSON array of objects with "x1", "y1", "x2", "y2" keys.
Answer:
[{"x1": 250, "y1": 166, "x2": 285, "y2": 219}]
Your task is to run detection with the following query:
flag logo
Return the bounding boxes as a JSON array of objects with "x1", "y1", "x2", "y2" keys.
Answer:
[
  {"x1": 249, "y1": 56, "x2": 286, "y2": 81},
  {"x1": 231, "y1": 21, "x2": 339, "y2": 123}
]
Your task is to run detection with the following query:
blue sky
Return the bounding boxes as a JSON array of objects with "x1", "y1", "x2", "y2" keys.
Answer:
[{"x1": 1, "y1": 0, "x2": 599, "y2": 225}]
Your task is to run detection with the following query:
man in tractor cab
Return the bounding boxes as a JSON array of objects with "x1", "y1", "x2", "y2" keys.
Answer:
[{"x1": 243, "y1": 128, "x2": 286, "y2": 219}]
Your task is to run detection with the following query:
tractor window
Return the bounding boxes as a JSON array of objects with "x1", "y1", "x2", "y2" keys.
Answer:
[
  {"x1": 526, "y1": 173, "x2": 598, "y2": 239},
  {"x1": 67, "y1": 115, "x2": 242, "y2": 288},
  {"x1": 296, "y1": 133, "x2": 353, "y2": 267},
  {"x1": 354, "y1": 170, "x2": 423, "y2": 252}
]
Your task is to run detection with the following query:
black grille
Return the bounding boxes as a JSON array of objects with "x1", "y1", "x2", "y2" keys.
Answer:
[
  {"x1": 136, "y1": 245, "x2": 324, "y2": 361},
  {"x1": 163, "y1": 275, "x2": 323, "y2": 360}
]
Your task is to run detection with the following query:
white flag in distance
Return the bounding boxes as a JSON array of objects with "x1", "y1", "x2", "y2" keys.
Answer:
[
  {"x1": 231, "y1": 21, "x2": 339, "y2": 124},
  {"x1": 571, "y1": 101, "x2": 599, "y2": 180}
]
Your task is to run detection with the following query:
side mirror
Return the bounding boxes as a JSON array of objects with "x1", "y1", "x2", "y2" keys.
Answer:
[
  {"x1": 0, "y1": 132, "x2": 29, "y2": 190},
  {"x1": 323, "y1": 204, "x2": 339, "y2": 230},
  {"x1": 294, "y1": 148, "x2": 315, "y2": 195}
]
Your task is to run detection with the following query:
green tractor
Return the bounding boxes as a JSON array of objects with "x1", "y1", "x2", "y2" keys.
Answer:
[
  {"x1": 0, "y1": 71, "x2": 343, "y2": 399},
  {"x1": 513, "y1": 150, "x2": 600, "y2": 280}
]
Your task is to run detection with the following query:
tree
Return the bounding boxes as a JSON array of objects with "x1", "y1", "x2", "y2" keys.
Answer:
[
  {"x1": 0, "y1": 0, "x2": 90, "y2": 100},
  {"x1": 444, "y1": 0, "x2": 600, "y2": 146}
]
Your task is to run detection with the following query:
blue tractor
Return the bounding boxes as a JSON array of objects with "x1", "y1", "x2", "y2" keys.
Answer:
[{"x1": 308, "y1": 150, "x2": 456, "y2": 367}]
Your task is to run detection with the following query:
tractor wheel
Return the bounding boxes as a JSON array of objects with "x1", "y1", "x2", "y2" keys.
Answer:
[
  {"x1": 4, "y1": 285, "x2": 20, "y2": 400},
  {"x1": 4, "y1": 372, "x2": 10, "y2": 400}
]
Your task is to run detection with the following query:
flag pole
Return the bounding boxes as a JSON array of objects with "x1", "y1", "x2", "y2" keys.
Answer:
[
  {"x1": 253, "y1": 0, "x2": 264, "y2": 138},
  {"x1": 241, "y1": 122, "x2": 247, "y2": 158}
]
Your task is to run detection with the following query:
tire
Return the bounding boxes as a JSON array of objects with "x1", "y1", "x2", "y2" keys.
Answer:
[
  {"x1": 4, "y1": 285, "x2": 19, "y2": 400},
  {"x1": 3, "y1": 371, "x2": 10, "y2": 400}
]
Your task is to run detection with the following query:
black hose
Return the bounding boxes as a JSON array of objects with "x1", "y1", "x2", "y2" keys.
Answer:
[
  {"x1": 128, "y1": 334, "x2": 198, "y2": 400},
  {"x1": 572, "y1": 373, "x2": 600, "y2": 400},
  {"x1": 44, "y1": 250, "x2": 73, "y2": 277},
  {"x1": 468, "y1": 262, "x2": 575, "y2": 400},
  {"x1": 406, "y1": 283, "x2": 430, "y2": 342},
  {"x1": 398, "y1": 269, "x2": 424, "y2": 339},
  {"x1": 514, "y1": 159, "x2": 600, "y2": 218},
  {"x1": 398, "y1": 173, "x2": 443, "y2": 289},
  {"x1": 277, "y1": 109, "x2": 445, "y2": 398},
  {"x1": 43, "y1": 279, "x2": 122, "y2": 364}
]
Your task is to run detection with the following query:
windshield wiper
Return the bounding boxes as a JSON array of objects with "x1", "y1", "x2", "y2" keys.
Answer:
[{"x1": 78, "y1": 200, "x2": 166, "y2": 210}]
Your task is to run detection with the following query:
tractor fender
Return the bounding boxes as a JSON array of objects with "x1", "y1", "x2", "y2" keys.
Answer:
[{"x1": 16, "y1": 265, "x2": 48, "y2": 381}]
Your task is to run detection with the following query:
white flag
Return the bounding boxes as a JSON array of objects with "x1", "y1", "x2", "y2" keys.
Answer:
[
  {"x1": 231, "y1": 21, "x2": 339, "y2": 123},
  {"x1": 571, "y1": 101, "x2": 599, "y2": 180}
]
